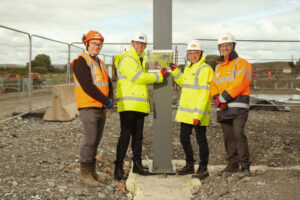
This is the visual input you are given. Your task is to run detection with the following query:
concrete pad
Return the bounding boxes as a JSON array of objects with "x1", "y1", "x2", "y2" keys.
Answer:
[
  {"x1": 126, "y1": 160, "x2": 300, "y2": 200},
  {"x1": 126, "y1": 160, "x2": 201, "y2": 200}
]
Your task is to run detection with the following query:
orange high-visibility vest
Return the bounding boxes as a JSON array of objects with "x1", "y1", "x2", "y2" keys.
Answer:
[{"x1": 72, "y1": 51, "x2": 109, "y2": 109}]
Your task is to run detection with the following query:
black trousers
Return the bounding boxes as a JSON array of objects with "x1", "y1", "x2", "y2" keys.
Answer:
[
  {"x1": 180, "y1": 123, "x2": 209, "y2": 166},
  {"x1": 221, "y1": 117, "x2": 250, "y2": 168},
  {"x1": 115, "y1": 111, "x2": 146, "y2": 167}
]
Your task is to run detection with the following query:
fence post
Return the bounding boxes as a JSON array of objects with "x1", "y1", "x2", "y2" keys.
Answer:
[
  {"x1": 28, "y1": 34, "x2": 32, "y2": 111},
  {"x1": 66, "y1": 44, "x2": 71, "y2": 84}
]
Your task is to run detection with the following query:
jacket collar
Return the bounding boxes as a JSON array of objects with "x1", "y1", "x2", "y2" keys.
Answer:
[
  {"x1": 85, "y1": 50, "x2": 99, "y2": 61},
  {"x1": 128, "y1": 47, "x2": 146, "y2": 59},
  {"x1": 188, "y1": 56, "x2": 206, "y2": 68},
  {"x1": 217, "y1": 51, "x2": 239, "y2": 65}
]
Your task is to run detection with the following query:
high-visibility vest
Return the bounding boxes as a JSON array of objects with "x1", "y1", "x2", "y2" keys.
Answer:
[
  {"x1": 172, "y1": 56, "x2": 213, "y2": 125},
  {"x1": 73, "y1": 51, "x2": 109, "y2": 109},
  {"x1": 210, "y1": 57, "x2": 252, "y2": 121},
  {"x1": 116, "y1": 47, "x2": 163, "y2": 113}
]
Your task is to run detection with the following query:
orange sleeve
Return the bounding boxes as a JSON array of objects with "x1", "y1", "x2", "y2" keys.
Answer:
[
  {"x1": 226, "y1": 59, "x2": 252, "y2": 98},
  {"x1": 210, "y1": 71, "x2": 219, "y2": 99}
]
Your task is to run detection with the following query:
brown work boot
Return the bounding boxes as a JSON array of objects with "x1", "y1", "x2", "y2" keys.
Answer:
[
  {"x1": 237, "y1": 166, "x2": 251, "y2": 178},
  {"x1": 91, "y1": 161, "x2": 104, "y2": 182},
  {"x1": 178, "y1": 163, "x2": 194, "y2": 175},
  {"x1": 80, "y1": 163, "x2": 100, "y2": 186},
  {"x1": 192, "y1": 165, "x2": 209, "y2": 180}
]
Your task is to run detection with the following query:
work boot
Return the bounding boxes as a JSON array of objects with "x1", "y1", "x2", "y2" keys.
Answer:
[
  {"x1": 80, "y1": 163, "x2": 100, "y2": 186},
  {"x1": 192, "y1": 165, "x2": 209, "y2": 180},
  {"x1": 136, "y1": 160, "x2": 148, "y2": 170},
  {"x1": 133, "y1": 161, "x2": 149, "y2": 175},
  {"x1": 114, "y1": 165, "x2": 127, "y2": 181},
  {"x1": 237, "y1": 166, "x2": 251, "y2": 177},
  {"x1": 91, "y1": 161, "x2": 104, "y2": 182},
  {"x1": 218, "y1": 164, "x2": 239, "y2": 176},
  {"x1": 178, "y1": 163, "x2": 194, "y2": 175}
]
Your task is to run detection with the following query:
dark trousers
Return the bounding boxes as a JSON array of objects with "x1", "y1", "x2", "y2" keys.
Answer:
[
  {"x1": 79, "y1": 108, "x2": 106, "y2": 163},
  {"x1": 115, "y1": 111, "x2": 145, "y2": 167},
  {"x1": 221, "y1": 117, "x2": 250, "y2": 168},
  {"x1": 180, "y1": 123, "x2": 209, "y2": 166}
]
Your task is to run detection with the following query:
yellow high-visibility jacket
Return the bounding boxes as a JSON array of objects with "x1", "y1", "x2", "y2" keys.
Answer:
[
  {"x1": 116, "y1": 47, "x2": 163, "y2": 113},
  {"x1": 172, "y1": 56, "x2": 213, "y2": 125}
]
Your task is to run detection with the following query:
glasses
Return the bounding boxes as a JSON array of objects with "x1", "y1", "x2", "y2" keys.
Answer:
[
  {"x1": 219, "y1": 43, "x2": 233, "y2": 49},
  {"x1": 90, "y1": 42, "x2": 103, "y2": 48}
]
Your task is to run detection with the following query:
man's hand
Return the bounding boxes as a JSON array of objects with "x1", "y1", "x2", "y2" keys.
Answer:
[
  {"x1": 169, "y1": 63, "x2": 177, "y2": 71},
  {"x1": 214, "y1": 95, "x2": 227, "y2": 110},
  {"x1": 104, "y1": 98, "x2": 113, "y2": 109},
  {"x1": 193, "y1": 119, "x2": 200, "y2": 126},
  {"x1": 160, "y1": 68, "x2": 168, "y2": 77}
]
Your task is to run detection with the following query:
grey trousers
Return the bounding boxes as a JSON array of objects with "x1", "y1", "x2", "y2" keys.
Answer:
[
  {"x1": 79, "y1": 108, "x2": 106, "y2": 163},
  {"x1": 221, "y1": 117, "x2": 250, "y2": 168}
]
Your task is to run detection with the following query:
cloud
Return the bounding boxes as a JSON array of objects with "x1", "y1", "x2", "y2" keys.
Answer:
[{"x1": 0, "y1": 0, "x2": 300, "y2": 64}]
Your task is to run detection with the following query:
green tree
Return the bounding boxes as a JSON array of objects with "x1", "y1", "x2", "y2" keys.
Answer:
[
  {"x1": 27, "y1": 54, "x2": 54, "y2": 73},
  {"x1": 32, "y1": 66, "x2": 48, "y2": 74},
  {"x1": 205, "y1": 55, "x2": 219, "y2": 70}
]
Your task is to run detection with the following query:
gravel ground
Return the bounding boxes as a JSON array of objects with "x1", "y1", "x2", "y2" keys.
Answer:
[{"x1": 0, "y1": 95, "x2": 300, "y2": 199}]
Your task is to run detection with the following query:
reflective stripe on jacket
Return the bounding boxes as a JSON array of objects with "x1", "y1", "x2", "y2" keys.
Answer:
[
  {"x1": 116, "y1": 47, "x2": 163, "y2": 113},
  {"x1": 210, "y1": 56, "x2": 252, "y2": 122},
  {"x1": 172, "y1": 56, "x2": 213, "y2": 125},
  {"x1": 73, "y1": 51, "x2": 109, "y2": 108}
]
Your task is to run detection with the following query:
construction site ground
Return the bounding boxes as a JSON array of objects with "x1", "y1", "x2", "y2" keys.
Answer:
[{"x1": 0, "y1": 88, "x2": 300, "y2": 199}]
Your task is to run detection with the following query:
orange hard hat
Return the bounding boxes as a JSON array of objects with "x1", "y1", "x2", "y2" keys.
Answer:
[{"x1": 83, "y1": 30, "x2": 104, "y2": 45}]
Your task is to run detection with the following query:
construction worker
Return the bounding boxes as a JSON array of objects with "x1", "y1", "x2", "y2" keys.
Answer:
[
  {"x1": 170, "y1": 40, "x2": 213, "y2": 180},
  {"x1": 72, "y1": 30, "x2": 114, "y2": 186},
  {"x1": 210, "y1": 33, "x2": 252, "y2": 176},
  {"x1": 114, "y1": 32, "x2": 167, "y2": 180}
]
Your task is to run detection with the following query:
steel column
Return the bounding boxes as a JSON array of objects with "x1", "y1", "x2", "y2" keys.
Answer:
[{"x1": 152, "y1": 0, "x2": 174, "y2": 173}]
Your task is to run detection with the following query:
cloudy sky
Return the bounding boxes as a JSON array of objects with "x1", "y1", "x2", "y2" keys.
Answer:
[{"x1": 1, "y1": 0, "x2": 300, "y2": 64}]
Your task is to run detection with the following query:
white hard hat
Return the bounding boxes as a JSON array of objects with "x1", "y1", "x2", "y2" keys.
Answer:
[
  {"x1": 132, "y1": 32, "x2": 147, "y2": 43},
  {"x1": 187, "y1": 40, "x2": 203, "y2": 51},
  {"x1": 218, "y1": 33, "x2": 236, "y2": 45}
]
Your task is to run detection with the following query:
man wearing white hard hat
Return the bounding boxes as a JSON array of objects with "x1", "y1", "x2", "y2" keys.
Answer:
[
  {"x1": 169, "y1": 40, "x2": 214, "y2": 180},
  {"x1": 210, "y1": 33, "x2": 252, "y2": 176},
  {"x1": 114, "y1": 32, "x2": 167, "y2": 180}
]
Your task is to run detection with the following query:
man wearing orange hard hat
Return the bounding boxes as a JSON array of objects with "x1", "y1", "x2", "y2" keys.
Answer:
[{"x1": 72, "y1": 30, "x2": 114, "y2": 186}]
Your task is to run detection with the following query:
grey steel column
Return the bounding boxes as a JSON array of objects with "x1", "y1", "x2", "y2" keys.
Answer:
[{"x1": 152, "y1": 0, "x2": 173, "y2": 173}]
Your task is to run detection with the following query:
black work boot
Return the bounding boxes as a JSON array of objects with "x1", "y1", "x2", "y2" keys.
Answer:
[
  {"x1": 133, "y1": 161, "x2": 149, "y2": 175},
  {"x1": 192, "y1": 165, "x2": 209, "y2": 180},
  {"x1": 114, "y1": 165, "x2": 127, "y2": 181},
  {"x1": 136, "y1": 160, "x2": 148, "y2": 170},
  {"x1": 218, "y1": 163, "x2": 239, "y2": 176},
  {"x1": 178, "y1": 163, "x2": 194, "y2": 175}
]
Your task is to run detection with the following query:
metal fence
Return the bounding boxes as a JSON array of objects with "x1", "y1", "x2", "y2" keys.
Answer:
[
  {"x1": 196, "y1": 38, "x2": 300, "y2": 91},
  {"x1": 1, "y1": 25, "x2": 300, "y2": 122},
  {"x1": 0, "y1": 25, "x2": 84, "y2": 122}
]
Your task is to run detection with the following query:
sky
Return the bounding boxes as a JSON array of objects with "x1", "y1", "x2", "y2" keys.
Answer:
[{"x1": 0, "y1": 0, "x2": 300, "y2": 65}]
